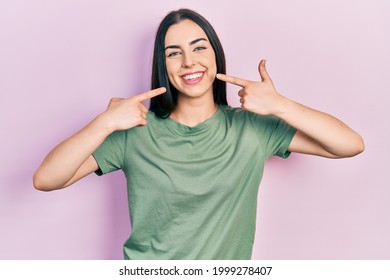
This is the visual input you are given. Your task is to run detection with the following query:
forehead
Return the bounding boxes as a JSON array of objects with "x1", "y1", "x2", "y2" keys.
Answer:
[{"x1": 165, "y1": 19, "x2": 208, "y2": 45}]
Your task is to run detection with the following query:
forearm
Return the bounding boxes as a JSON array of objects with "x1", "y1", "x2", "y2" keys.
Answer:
[
  {"x1": 217, "y1": 60, "x2": 364, "y2": 158},
  {"x1": 274, "y1": 95, "x2": 364, "y2": 157},
  {"x1": 33, "y1": 87, "x2": 166, "y2": 191},
  {"x1": 33, "y1": 114, "x2": 113, "y2": 190}
]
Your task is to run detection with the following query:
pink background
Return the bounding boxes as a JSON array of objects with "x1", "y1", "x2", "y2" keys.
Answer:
[{"x1": 1, "y1": 0, "x2": 389, "y2": 259}]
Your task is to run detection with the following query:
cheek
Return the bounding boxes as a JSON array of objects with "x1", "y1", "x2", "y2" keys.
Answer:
[
  {"x1": 165, "y1": 62, "x2": 178, "y2": 83},
  {"x1": 208, "y1": 53, "x2": 217, "y2": 74}
]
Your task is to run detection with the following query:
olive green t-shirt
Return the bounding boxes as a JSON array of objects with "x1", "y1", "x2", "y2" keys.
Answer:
[{"x1": 92, "y1": 105, "x2": 296, "y2": 259}]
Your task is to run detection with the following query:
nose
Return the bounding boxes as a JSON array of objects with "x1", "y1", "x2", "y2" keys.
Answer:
[{"x1": 182, "y1": 52, "x2": 194, "y2": 68}]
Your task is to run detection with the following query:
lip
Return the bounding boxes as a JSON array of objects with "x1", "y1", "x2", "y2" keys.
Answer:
[{"x1": 180, "y1": 71, "x2": 205, "y2": 85}]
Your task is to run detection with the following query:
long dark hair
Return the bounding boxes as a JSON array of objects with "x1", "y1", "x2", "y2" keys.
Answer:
[{"x1": 149, "y1": 9, "x2": 227, "y2": 118}]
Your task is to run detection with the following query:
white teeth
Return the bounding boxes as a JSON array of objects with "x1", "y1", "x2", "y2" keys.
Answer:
[{"x1": 183, "y1": 72, "x2": 203, "y2": 80}]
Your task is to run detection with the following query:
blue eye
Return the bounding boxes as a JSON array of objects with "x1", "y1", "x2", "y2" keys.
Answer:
[
  {"x1": 167, "y1": 51, "x2": 181, "y2": 57},
  {"x1": 194, "y1": 46, "x2": 206, "y2": 51}
]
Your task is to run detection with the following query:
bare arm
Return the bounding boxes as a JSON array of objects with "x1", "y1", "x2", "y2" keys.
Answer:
[
  {"x1": 33, "y1": 87, "x2": 166, "y2": 191},
  {"x1": 276, "y1": 99, "x2": 364, "y2": 158},
  {"x1": 216, "y1": 60, "x2": 364, "y2": 158},
  {"x1": 33, "y1": 116, "x2": 111, "y2": 191}
]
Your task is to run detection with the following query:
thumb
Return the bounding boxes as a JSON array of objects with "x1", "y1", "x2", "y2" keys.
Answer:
[{"x1": 258, "y1": 59, "x2": 272, "y2": 82}]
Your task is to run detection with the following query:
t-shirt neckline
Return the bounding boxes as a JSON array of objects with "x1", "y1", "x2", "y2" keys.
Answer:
[{"x1": 164, "y1": 105, "x2": 225, "y2": 135}]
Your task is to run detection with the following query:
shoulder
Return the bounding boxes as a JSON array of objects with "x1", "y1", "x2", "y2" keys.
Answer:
[
  {"x1": 221, "y1": 106, "x2": 294, "y2": 137},
  {"x1": 220, "y1": 105, "x2": 275, "y2": 124},
  {"x1": 146, "y1": 110, "x2": 167, "y2": 123},
  {"x1": 220, "y1": 105, "x2": 249, "y2": 120}
]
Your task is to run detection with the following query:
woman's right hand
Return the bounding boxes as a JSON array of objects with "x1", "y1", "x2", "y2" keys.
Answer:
[
  {"x1": 33, "y1": 87, "x2": 166, "y2": 191},
  {"x1": 100, "y1": 87, "x2": 166, "y2": 132}
]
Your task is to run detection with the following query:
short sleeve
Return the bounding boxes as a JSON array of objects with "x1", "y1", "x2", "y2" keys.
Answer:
[
  {"x1": 92, "y1": 130, "x2": 126, "y2": 176},
  {"x1": 250, "y1": 114, "x2": 297, "y2": 159}
]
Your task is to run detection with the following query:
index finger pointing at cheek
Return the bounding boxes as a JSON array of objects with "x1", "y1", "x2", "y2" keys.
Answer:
[
  {"x1": 135, "y1": 87, "x2": 166, "y2": 102},
  {"x1": 216, "y1": 73, "x2": 249, "y2": 87}
]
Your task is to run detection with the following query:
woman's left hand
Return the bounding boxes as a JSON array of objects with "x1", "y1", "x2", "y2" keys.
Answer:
[
  {"x1": 216, "y1": 59, "x2": 283, "y2": 116},
  {"x1": 217, "y1": 59, "x2": 365, "y2": 158}
]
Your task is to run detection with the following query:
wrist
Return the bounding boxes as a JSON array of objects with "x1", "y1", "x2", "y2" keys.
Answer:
[
  {"x1": 93, "y1": 112, "x2": 116, "y2": 135},
  {"x1": 271, "y1": 93, "x2": 290, "y2": 118}
]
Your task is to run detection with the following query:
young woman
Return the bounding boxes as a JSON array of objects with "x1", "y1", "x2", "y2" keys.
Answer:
[{"x1": 33, "y1": 9, "x2": 364, "y2": 259}]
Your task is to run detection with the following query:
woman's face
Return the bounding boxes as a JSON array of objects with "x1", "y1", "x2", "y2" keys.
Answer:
[{"x1": 164, "y1": 19, "x2": 217, "y2": 101}]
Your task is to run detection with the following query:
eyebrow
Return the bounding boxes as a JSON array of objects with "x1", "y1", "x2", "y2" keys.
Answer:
[{"x1": 164, "y1": 38, "x2": 208, "y2": 51}]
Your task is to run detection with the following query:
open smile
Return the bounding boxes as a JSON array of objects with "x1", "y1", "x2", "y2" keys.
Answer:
[{"x1": 181, "y1": 71, "x2": 204, "y2": 85}]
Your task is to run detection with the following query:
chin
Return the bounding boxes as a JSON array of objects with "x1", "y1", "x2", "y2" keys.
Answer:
[{"x1": 179, "y1": 86, "x2": 213, "y2": 99}]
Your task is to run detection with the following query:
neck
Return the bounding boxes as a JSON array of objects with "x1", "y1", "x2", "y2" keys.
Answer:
[{"x1": 170, "y1": 94, "x2": 218, "y2": 127}]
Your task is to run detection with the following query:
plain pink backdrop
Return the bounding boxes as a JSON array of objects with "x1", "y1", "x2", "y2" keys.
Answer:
[{"x1": 1, "y1": 0, "x2": 389, "y2": 259}]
